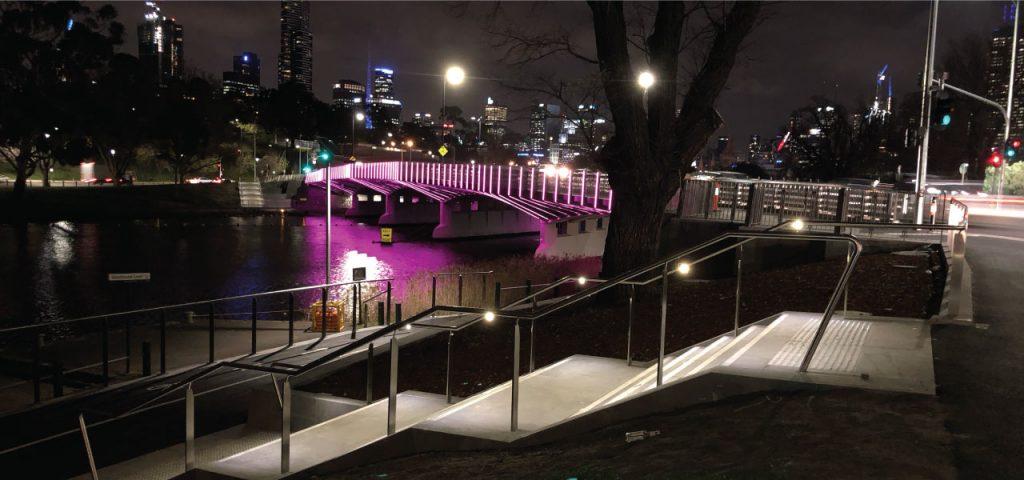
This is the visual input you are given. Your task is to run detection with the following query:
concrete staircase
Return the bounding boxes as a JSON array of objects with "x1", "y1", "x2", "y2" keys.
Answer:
[
  {"x1": 88, "y1": 312, "x2": 936, "y2": 480},
  {"x1": 239, "y1": 182, "x2": 264, "y2": 208}
]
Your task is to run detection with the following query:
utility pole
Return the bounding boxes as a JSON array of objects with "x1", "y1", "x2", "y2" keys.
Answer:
[
  {"x1": 915, "y1": 0, "x2": 939, "y2": 224},
  {"x1": 1000, "y1": 0, "x2": 1021, "y2": 200}
]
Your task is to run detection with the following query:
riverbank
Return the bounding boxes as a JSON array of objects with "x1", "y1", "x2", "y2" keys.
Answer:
[{"x1": 0, "y1": 183, "x2": 247, "y2": 222}]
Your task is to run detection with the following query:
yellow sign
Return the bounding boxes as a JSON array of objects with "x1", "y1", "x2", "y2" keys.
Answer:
[
  {"x1": 380, "y1": 227, "x2": 393, "y2": 244},
  {"x1": 438, "y1": 145, "x2": 449, "y2": 157}
]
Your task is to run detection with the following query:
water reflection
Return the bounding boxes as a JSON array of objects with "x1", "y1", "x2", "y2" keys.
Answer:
[{"x1": 0, "y1": 216, "x2": 538, "y2": 326}]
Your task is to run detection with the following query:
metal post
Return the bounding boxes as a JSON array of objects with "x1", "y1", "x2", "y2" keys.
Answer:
[
  {"x1": 124, "y1": 317, "x2": 131, "y2": 374},
  {"x1": 366, "y1": 343, "x2": 374, "y2": 404},
  {"x1": 377, "y1": 301, "x2": 385, "y2": 326},
  {"x1": 511, "y1": 320, "x2": 520, "y2": 432},
  {"x1": 457, "y1": 274, "x2": 464, "y2": 306},
  {"x1": 915, "y1": 0, "x2": 939, "y2": 223},
  {"x1": 287, "y1": 293, "x2": 295, "y2": 346},
  {"x1": 844, "y1": 244, "x2": 851, "y2": 317},
  {"x1": 385, "y1": 281, "x2": 392, "y2": 324},
  {"x1": 529, "y1": 319, "x2": 535, "y2": 373},
  {"x1": 208, "y1": 303, "x2": 215, "y2": 363},
  {"x1": 445, "y1": 331, "x2": 454, "y2": 404},
  {"x1": 387, "y1": 335, "x2": 398, "y2": 436},
  {"x1": 627, "y1": 284, "x2": 635, "y2": 366},
  {"x1": 834, "y1": 188, "x2": 847, "y2": 235},
  {"x1": 351, "y1": 284, "x2": 359, "y2": 339},
  {"x1": 78, "y1": 414, "x2": 98, "y2": 480},
  {"x1": 431, "y1": 276, "x2": 437, "y2": 307},
  {"x1": 185, "y1": 383, "x2": 195, "y2": 471},
  {"x1": 734, "y1": 245, "x2": 743, "y2": 336},
  {"x1": 1001, "y1": 0, "x2": 1021, "y2": 199},
  {"x1": 657, "y1": 263, "x2": 668, "y2": 387},
  {"x1": 159, "y1": 311, "x2": 166, "y2": 374},
  {"x1": 142, "y1": 341, "x2": 151, "y2": 376},
  {"x1": 494, "y1": 282, "x2": 502, "y2": 308},
  {"x1": 251, "y1": 297, "x2": 258, "y2": 355},
  {"x1": 280, "y1": 377, "x2": 292, "y2": 474},
  {"x1": 32, "y1": 333, "x2": 40, "y2": 403},
  {"x1": 102, "y1": 318, "x2": 110, "y2": 384},
  {"x1": 320, "y1": 287, "x2": 328, "y2": 342},
  {"x1": 481, "y1": 272, "x2": 488, "y2": 307}
]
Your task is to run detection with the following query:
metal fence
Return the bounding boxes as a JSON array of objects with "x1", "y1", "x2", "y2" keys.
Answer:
[{"x1": 673, "y1": 178, "x2": 961, "y2": 227}]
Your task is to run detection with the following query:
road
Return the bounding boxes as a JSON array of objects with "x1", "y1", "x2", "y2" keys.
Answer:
[{"x1": 933, "y1": 213, "x2": 1024, "y2": 477}]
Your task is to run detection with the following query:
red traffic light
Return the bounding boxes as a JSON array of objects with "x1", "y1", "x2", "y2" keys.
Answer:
[
  {"x1": 988, "y1": 151, "x2": 1004, "y2": 167},
  {"x1": 1013, "y1": 139, "x2": 1022, "y2": 149}
]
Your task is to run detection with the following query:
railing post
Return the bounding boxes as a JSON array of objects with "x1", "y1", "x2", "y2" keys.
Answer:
[
  {"x1": 251, "y1": 297, "x2": 258, "y2": 355},
  {"x1": 657, "y1": 263, "x2": 668, "y2": 387},
  {"x1": 102, "y1": 318, "x2": 110, "y2": 384},
  {"x1": 208, "y1": 302, "x2": 215, "y2": 363},
  {"x1": 281, "y1": 377, "x2": 291, "y2": 474},
  {"x1": 124, "y1": 317, "x2": 132, "y2": 375},
  {"x1": 800, "y1": 241, "x2": 862, "y2": 372},
  {"x1": 377, "y1": 301, "x2": 385, "y2": 326},
  {"x1": 287, "y1": 293, "x2": 295, "y2": 346},
  {"x1": 844, "y1": 244, "x2": 851, "y2": 317},
  {"x1": 734, "y1": 244, "x2": 743, "y2": 336},
  {"x1": 494, "y1": 282, "x2": 502, "y2": 309},
  {"x1": 320, "y1": 287, "x2": 328, "y2": 342},
  {"x1": 385, "y1": 281, "x2": 392, "y2": 324},
  {"x1": 351, "y1": 284, "x2": 359, "y2": 339},
  {"x1": 366, "y1": 343, "x2": 374, "y2": 404},
  {"x1": 159, "y1": 311, "x2": 167, "y2": 374},
  {"x1": 511, "y1": 319, "x2": 520, "y2": 432},
  {"x1": 79, "y1": 414, "x2": 99, "y2": 480},
  {"x1": 32, "y1": 333, "x2": 40, "y2": 403},
  {"x1": 445, "y1": 331, "x2": 454, "y2": 404},
  {"x1": 431, "y1": 276, "x2": 437, "y2": 308},
  {"x1": 387, "y1": 334, "x2": 398, "y2": 436},
  {"x1": 185, "y1": 383, "x2": 195, "y2": 471},
  {"x1": 457, "y1": 274, "x2": 464, "y2": 306},
  {"x1": 529, "y1": 319, "x2": 536, "y2": 373},
  {"x1": 142, "y1": 341, "x2": 152, "y2": 376},
  {"x1": 626, "y1": 284, "x2": 635, "y2": 366}
]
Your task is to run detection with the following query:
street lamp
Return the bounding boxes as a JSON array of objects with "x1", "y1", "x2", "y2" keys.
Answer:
[
  {"x1": 442, "y1": 65, "x2": 466, "y2": 140},
  {"x1": 637, "y1": 71, "x2": 655, "y2": 110},
  {"x1": 353, "y1": 111, "x2": 365, "y2": 158}
]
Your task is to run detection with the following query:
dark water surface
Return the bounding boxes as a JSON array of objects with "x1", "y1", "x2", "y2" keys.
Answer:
[{"x1": 0, "y1": 215, "x2": 538, "y2": 327}]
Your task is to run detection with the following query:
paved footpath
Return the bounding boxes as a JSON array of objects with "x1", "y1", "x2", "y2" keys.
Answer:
[{"x1": 932, "y1": 214, "x2": 1024, "y2": 477}]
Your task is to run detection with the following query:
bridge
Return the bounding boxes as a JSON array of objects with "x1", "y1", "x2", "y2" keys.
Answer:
[{"x1": 305, "y1": 161, "x2": 613, "y2": 257}]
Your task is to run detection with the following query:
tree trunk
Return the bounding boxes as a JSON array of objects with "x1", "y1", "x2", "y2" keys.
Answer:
[{"x1": 13, "y1": 168, "x2": 27, "y2": 199}]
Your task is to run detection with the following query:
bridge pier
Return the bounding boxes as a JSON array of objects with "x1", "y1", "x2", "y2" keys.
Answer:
[
  {"x1": 536, "y1": 215, "x2": 609, "y2": 258},
  {"x1": 345, "y1": 189, "x2": 387, "y2": 218},
  {"x1": 379, "y1": 191, "x2": 440, "y2": 225},
  {"x1": 432, "y1": 198, "x2": 542, "y2": 239}
]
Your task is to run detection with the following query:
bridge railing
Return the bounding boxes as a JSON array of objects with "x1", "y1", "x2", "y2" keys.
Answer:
[
  {"x1": 307, "y1": 161, "x2": 614, "y2": 211},
  {"x1": 674, "y1": 178, "x2": 961, "y2": 227}
]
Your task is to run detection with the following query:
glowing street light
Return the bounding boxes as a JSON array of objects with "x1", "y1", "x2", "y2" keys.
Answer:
[
  {"x1": 790, "y1": 218, "x2": 806, "y2": 231},
  {"x1": 445, "y1": 65, "x2": 466, "y2": 85},
  {"x1": 577, "y1": 276, "x2": 587, "y2": 285},
  {"x1": 676, "y1": 262, "x2": 691, "y2": 275},
  {"x1": 351, "y1": 111, "x2": 365, "y2": 157},
  {"x1": 483, "y1": 311, "x2": 496, "y2": 322},
  {"x1": 637, "y1": 71, "x2": 655, "y2": 89}
]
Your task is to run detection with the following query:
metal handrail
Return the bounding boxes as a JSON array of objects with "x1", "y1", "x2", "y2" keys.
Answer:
[{"x1": 0, "y1": 278, "x2": 394, "y2": 335}]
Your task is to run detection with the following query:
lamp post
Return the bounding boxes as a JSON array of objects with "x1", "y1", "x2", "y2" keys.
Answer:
[
  {"x1": 352, "y1": 111, "x2": 365, "y2": 158},
  {"x1": 443, "y1": 66, "x2": 466, "y2": 141},
  {"x1": 637, "y1": 70, "x2": 655, "y2": 110}
]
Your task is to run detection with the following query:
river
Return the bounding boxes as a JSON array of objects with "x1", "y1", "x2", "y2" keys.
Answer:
[{"x1": 0, "y1": 215, "x2": 542, "y2": 327}]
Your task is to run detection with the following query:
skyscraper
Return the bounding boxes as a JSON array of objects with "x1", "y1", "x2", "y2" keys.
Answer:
[
  {"x1": 985, "y1": 18, "x2": 1024, "y2": 144},
  {"x1": 367, "y1": 67, "x2": 402, "y2": 132},
  {"x1": 137, "y1": 2, "x2": 183, "y2": 86},
  {"x1": 483, "y1": 97, "x2": 509, "y2": 145},
  {"x1": 527, "y1": 103, "x2": 561, "y2": 160},
  {"x1": 332, "y1": 79, "x2": 365, "y2": 109},
  {"x1": 278, "y1": 1, "x2": 312, "y2": 91},
  {"x1": 222, "y1": 52, "x2": 261, "y2": 98}
]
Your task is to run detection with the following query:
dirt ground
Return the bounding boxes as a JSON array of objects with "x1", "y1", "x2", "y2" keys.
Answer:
[{"x1": 318, "y1": 389, "x2": 955, "y2": 480}]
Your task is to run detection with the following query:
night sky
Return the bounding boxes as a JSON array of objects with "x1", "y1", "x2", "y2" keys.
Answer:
[{"x1": 108, "y1": 1, "x2": 1007, "y2": 145}]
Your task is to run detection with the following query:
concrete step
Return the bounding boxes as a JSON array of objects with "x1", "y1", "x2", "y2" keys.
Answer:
[
  {"x1": 239, "y1": 182, "x2": 265, "y2": 209},
  {"x1": 203, "y1": 391, "x2": 448, "y2": 480}
]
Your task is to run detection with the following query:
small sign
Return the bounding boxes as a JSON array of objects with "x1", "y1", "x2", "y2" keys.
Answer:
[
  {"x1": 108, "y1": 272, "x2": 151, "y2": 282},
  {"x1": 380, "y1": 227, "x2": 393, "y2": 244},
  {"x1": 349, "y1": 155, "x2": 357, "y2": 162},
  {"x1": 352, "y1": 267, "x2": 367, "y2": 282},
  {"x1": 438, "y1": 145, "x2": 449, "y2": 157},
  {"x1": 958, "y1": 162, "x2": 969, "y2": 175}
]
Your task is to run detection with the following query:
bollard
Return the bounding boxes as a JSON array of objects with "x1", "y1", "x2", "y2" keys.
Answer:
[{"x1": 142, "y1": 341, "x2": 152, "y2": 376}]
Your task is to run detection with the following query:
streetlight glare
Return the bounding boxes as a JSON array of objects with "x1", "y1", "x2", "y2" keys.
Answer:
[
  {"x1": 445, "y1": 65, "x2": 466, "y2": 85},
  {"x1": 676, "y1": 262, "x2": 691, "y2": 275},
  {"x1": 637, "y1": 71, "x2": 655, "y2": 89},
  {"x1": 355, "y1": 112, "x2": 365, "y2": 121}
]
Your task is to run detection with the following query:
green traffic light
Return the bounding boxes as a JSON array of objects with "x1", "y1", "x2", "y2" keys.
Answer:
[{"x1": 940, "y1": 114, "x2": 951, "y2": 126}]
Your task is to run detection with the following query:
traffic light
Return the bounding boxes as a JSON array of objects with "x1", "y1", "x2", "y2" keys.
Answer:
[
  {"x1": 301, "y1": 165, "x2": 313, "y2": 173},
  {"x1": 1005, "y1": 138, "x2": 1022, "y2": 160},
  {"x1": 318, "y1": 149, "x2": 333, "y2": 162},
  {"x1": 932, "y1": 92, "x2": 953, "y2": 130},
  {"x1": 987, "y1": 150, "x2": 1004, "y2": 168}
]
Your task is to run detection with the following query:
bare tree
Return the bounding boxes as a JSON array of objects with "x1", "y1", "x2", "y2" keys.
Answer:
[{"x1": 483, "y1": 2, "x2": 762, "y2": 274}]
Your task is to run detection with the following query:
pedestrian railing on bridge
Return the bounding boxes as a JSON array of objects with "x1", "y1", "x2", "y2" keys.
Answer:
[{"x1": 673, "y1": 177, "x2": 961, "y2": 227}]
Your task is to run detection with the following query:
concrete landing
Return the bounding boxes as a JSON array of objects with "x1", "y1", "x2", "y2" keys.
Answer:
[
  {"x1": 416, "y1": 355, "x2": 644, "y2": 443},
  {"x1": 203, "y1": 391, "x2": 448, "y2": 480}
]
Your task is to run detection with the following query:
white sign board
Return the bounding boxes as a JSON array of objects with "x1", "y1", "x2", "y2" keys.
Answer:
[
  {"x1": 294, "y1": 139, "x2": 318, "y2": 150},
  {"x1": 108, "y1": 272, "x2": 151, "y2": 282}
]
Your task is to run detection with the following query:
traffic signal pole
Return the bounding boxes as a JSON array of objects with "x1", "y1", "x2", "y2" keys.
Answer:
[
  {"x1": 915, "y1": 0, "x2": 939, "y2": 224},
  {"x1": 1000, "y1": 0, "x2": 1022, "y2": 201}
]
